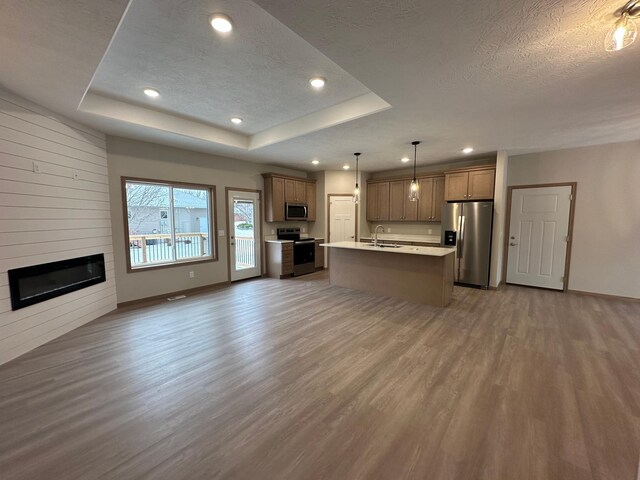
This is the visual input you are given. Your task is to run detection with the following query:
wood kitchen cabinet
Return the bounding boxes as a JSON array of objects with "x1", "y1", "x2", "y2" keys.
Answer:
[
  {"x1": 444, "y1": 167, "x2": 495, "y2": 201},
  {"x1": 315, "y1": 239, "x2": 324, "y2": 269},
  {"x1": 265, "y1": 242, "x2": 293, "y2": 278},
  {"x1": 305, "y1": 182, "x2": 316, "y2": 221},
  {"x1": 264, "y1": 176, "x2": 285, "y2": 222},
  {"x1": 418, "y1": 176, "x2": 445, "y2": 222},
  {"x1": 366, "y1": 182, "x2": 389, "y2": 221},
  {"x1": 285, "y1": 179, "x2": 306, "y2": 204},
  {"x1": 262, "y1": 173, "x2": 316, "y2": 222},
  {"x1": 389, "y1": 180, "x2": 417, "y2": 221}
]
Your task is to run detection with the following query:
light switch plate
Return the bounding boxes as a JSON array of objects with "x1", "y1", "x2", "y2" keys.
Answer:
[{"x1": 218, "y1": 230, "x2": 225, "y2": 237}]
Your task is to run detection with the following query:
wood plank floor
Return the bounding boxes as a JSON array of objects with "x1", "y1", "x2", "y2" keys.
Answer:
[{"x1": 1, "y1": 271, "x2": 639, "y2": 480}]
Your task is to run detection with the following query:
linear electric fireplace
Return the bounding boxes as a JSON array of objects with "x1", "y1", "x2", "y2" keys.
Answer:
[{"x1": 8, "y1": 254, "x2": 106, "y2": 311}]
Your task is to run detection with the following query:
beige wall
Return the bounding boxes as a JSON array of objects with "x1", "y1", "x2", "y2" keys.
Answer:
[
  {"x1": 489, "y1": 151, "x2": 508, "y2": 287},
  {"x1": 107, "y1": 136, "x2": 307, "y2": 303},
  {"x1": 508, "y1": 141, "x2": 640, "y2": 298},
  {"x1": 0, "y1": 88, "x2": 116, "y2": 365}
]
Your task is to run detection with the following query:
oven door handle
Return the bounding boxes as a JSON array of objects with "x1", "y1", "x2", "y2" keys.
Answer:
[{"x1": 295, "y1": 239, "x2": 316, "y2": 244}]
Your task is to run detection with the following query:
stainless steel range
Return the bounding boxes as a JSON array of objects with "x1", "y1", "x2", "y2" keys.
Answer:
[{"x1": 277, "y1": 228, "x2": 315, "y2": 276}]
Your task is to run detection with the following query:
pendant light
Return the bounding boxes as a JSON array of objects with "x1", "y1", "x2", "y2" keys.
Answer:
[
  {"x1": 605, "y1": 1, "x2": 640, "y2": 51},
  {"x1": 352, "y1": 152, "x2": 361, "y2": 204},
  {"x1": 408, "y1": 141, "x2": 420, "y2": 202}
]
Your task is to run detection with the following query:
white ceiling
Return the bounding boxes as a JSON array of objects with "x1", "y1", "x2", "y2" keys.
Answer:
[{"x1": 1, "y1": 0, "x2": 639, "y2": 171}]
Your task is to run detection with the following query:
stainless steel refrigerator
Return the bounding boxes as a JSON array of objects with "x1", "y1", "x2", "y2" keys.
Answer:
[{"x1": 441, "y1": 201, "x2": 493, "y2": 288}]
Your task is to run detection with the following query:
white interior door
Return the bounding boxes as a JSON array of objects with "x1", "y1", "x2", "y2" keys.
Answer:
[
  {"x1": 228, "y1": 190, "x2": 261, "y2": 282},
  {"x1": 506, "y1": 186, "x2": 572, "y2": 290},
  {"x1": 329, "y1": 196, "x2": 356, "y2": 243}
]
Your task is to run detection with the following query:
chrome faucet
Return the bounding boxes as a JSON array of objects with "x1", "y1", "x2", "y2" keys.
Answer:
[{"x1": 374, "y1": 225, "x2": 385, "y2": 247}]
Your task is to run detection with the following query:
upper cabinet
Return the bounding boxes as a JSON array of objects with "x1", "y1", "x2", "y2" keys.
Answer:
[
  {"x1": 417, "y1": 175, "x2": 445, "y2": 222},
  {"x1": 305, "y1": 182, "x2": 316, "y2": 222},
  {"x1": 263, "y1": 174, "x2": 316, "y2": 222},
  {"x1": 388, "y1": 180, "x2": 417, "y2": 221},
  {"x1": 366, "y1": 182, "x2": 390, "y2": 221},
  {"x1": 284, "y1": 179, "x2": 307, "y2": 204},
  {"x1": 444, "y1": 166, "x2": 495, "y2": 201}
]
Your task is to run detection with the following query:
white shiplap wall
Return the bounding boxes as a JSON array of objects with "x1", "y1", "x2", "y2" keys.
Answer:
[{"x1": 0, "y1": 88, "x2": 116, "y2": 365}]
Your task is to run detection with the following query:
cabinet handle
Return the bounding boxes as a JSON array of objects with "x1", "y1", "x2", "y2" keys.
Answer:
[{"x1": 468, "y1": 194, "x2": 472, "y2": 198}]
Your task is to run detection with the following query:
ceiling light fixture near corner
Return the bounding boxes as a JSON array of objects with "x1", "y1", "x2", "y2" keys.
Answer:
[
  {"x1": 311, "y1": 159, "x2": 319, "y2": 165},
  {"x1": 462, "y1": 147, "x2": 474, "y2": 154},
  {"x1": 309, "y1": 77, "x2": 326, "y2": 89},
  {"x1": 143, "y1": 88, "x2": 160, "y2": 98},
  {"x1": 401, "y1": 157, "x2": 410, "y2": 163},
  {"x1": 343, "y1": 164, "x2": 350, "y2": 170},
  {"x1": 605, "y1": 2, "x2": 639, "y2": 51},
  {"x1": 210, "y1": 14, "x2": 233, "y2": 33},
  {"x1": 230, "y1": 116, "x2": 243, "y2": 125}
]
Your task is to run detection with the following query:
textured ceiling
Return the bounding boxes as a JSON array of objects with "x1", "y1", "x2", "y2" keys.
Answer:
[
  {"x1": 1, "y1": 0, "x2": 640, "y2": 171},
  {"x1": 90, "y1": 0, "x2": 372, "y2": 134}
]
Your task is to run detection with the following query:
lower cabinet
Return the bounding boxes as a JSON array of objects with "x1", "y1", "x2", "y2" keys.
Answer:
[
  {"x1": 315, "y1": 239, "x2": 325, "y2": 269},
  {"x1": 265, "y1": 242, "x2": 293, "y2": 278}
]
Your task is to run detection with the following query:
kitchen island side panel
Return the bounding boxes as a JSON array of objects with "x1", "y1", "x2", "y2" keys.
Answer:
[{"x1": 328, "y1": 248, "x2": 454, "y2": 306}]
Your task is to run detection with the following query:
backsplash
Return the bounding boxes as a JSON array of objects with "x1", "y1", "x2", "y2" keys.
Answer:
[{"x1": 363, "y1": 222, "x2": 442, "y2": 238}]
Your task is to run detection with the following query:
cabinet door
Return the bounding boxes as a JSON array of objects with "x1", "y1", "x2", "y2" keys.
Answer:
[
  {"x1": 315, "y1": 241, "x2": 324, "y2": 268},
  {"x1": 284, "y1": 179, "x2": 296, "y2": 203},
  {"x1": 445, "y1": 172, "x2": 469, "y2": 201},
  {"x1": 403, "y1": 180, "x2": 418, "y2": 221},
  {"x1": 377, "y1": 182, "x2": 390, "y2": 221},
  {"x1": 389, "y1": 181, "x2": 405, "y2": 221},
  {"x1": 271, "y1": 177, "x2": 285, "y2": 222},
  {"x1": 432, "y1": 176, "x2": 445, "y2": 221},
  {"x1": 366, "y1": 183, "x2": 378, "y2": 221},
  {"x1": 295, "y1": 181, "x2": 307, "y2": 203},
  {"x1": 305, "y1": 182, "x2": 316, "y2": 221},
  {"x1": 417, "y1": 177, "x2": 434, "y2": 221},
  {"x1": 468, "y1": 169, "x2": 495, "y2": 200}
]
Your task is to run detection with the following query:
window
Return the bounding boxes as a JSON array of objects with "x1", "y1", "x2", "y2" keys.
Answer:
[{"x1": 123, "y1": 178, "x2": 217, "y2": 270}]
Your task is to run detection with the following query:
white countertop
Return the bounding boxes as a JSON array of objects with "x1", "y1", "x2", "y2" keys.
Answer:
[
  {"x1": 359, "y1": 234, "x2": 441, "y2": 244},
  {"x1": 320, "y1": 241, "x2": 455, "y2": 257},
  {"x1": 265, "y1": 237, "x2": 324, "y2": 244}
]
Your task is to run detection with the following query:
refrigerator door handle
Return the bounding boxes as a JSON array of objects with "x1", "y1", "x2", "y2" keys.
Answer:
[{"x1": 459, "y1": 215, "x2": 465, "y2": 257}]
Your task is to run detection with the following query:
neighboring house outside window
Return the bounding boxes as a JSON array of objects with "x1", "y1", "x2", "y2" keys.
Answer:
[{"x1": 123, "y1": 178, "x2": 217, "y2": 270}]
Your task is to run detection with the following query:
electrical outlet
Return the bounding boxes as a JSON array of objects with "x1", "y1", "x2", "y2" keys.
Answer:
[
  {"x1": 218, "y1": 230, "x2": 225, "y2": 237},
  {"x1": 33, "y1": 161, "x2": 41, "y2": 173},
  {"x1": 387, "y1": 228, "x2": 391, "y2": 233},
  {"x1": 428, "y1": 229, "x2": 433, "y2": 235},
  {"x1": 72, "y1": 170, "x2": 79, "y2": 180},
  {"x1": 189, "y1": 271, "x2": 195, "y2": 278},
  {"x1": 271, "y1": 229, "x2": 275, "y2": 235},
  {"x1": 302, "y1": 227, "x2": 306, "y2": 233}
]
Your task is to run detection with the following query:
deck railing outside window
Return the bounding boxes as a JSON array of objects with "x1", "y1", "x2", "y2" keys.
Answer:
[{"x1": 129, "y1": 233, "x2": 209, "y2": 265}]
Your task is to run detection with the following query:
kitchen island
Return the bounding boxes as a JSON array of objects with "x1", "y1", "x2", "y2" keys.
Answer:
[{"x1": 320, "y1": 241, "x2": 456, "y2": 307}]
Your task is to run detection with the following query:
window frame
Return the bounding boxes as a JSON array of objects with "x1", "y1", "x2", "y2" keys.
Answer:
[{"x1": 121, "y1": 176, "x2": 218, "y2": 273}]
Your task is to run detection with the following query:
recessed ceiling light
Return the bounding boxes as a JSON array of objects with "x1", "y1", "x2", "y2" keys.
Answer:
[
  {"x1": 462, "y1": 147, "x2": 474, "y2": 154},
  {"x1": 401, "y1": 157, "x2": 410, "y2": 163},
  {"x1": 230, "y1": 116, "x2": 243, "y2": 125},
  {"x1": 309, "y1": 77, "x2": 326, "y2": 89},
  {"x1": 210, "y1": 14, "x2": 233, "y2": 33},
  {"x1": 143, "y1": 88, "x2": 160, "y2": 98},
  {"x1": 311, "y1": 160, "x2": 319, "y2": 165},
  {"x1": 343, "y1": 164, "x2": 350, "y2": 170}
]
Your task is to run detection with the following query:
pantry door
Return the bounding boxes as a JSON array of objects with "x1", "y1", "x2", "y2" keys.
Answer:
[{"x1": 506, "y1": 185, "x2": 575, "y2": 291}]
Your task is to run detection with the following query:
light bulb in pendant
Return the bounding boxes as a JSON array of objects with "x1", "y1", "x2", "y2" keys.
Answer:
[
  {"x1": 605, "y1": 13, "x2": 637, "y2": 51},
  {"x1": 352, "y1": 185, "x2": 360, "y2": 204},
  {"x1": 408, "y1": 179, "x2": 419, "y2": 202}
]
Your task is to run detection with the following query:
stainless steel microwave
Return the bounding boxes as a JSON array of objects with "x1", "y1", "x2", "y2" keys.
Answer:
[{"x1": 285, "y1": 203, "x2": 308, "y2": 220}]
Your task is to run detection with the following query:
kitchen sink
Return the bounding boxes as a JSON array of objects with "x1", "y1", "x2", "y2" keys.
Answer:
[{"x1": 365, "y1": 243, "x2": 402, "y2": 248}]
